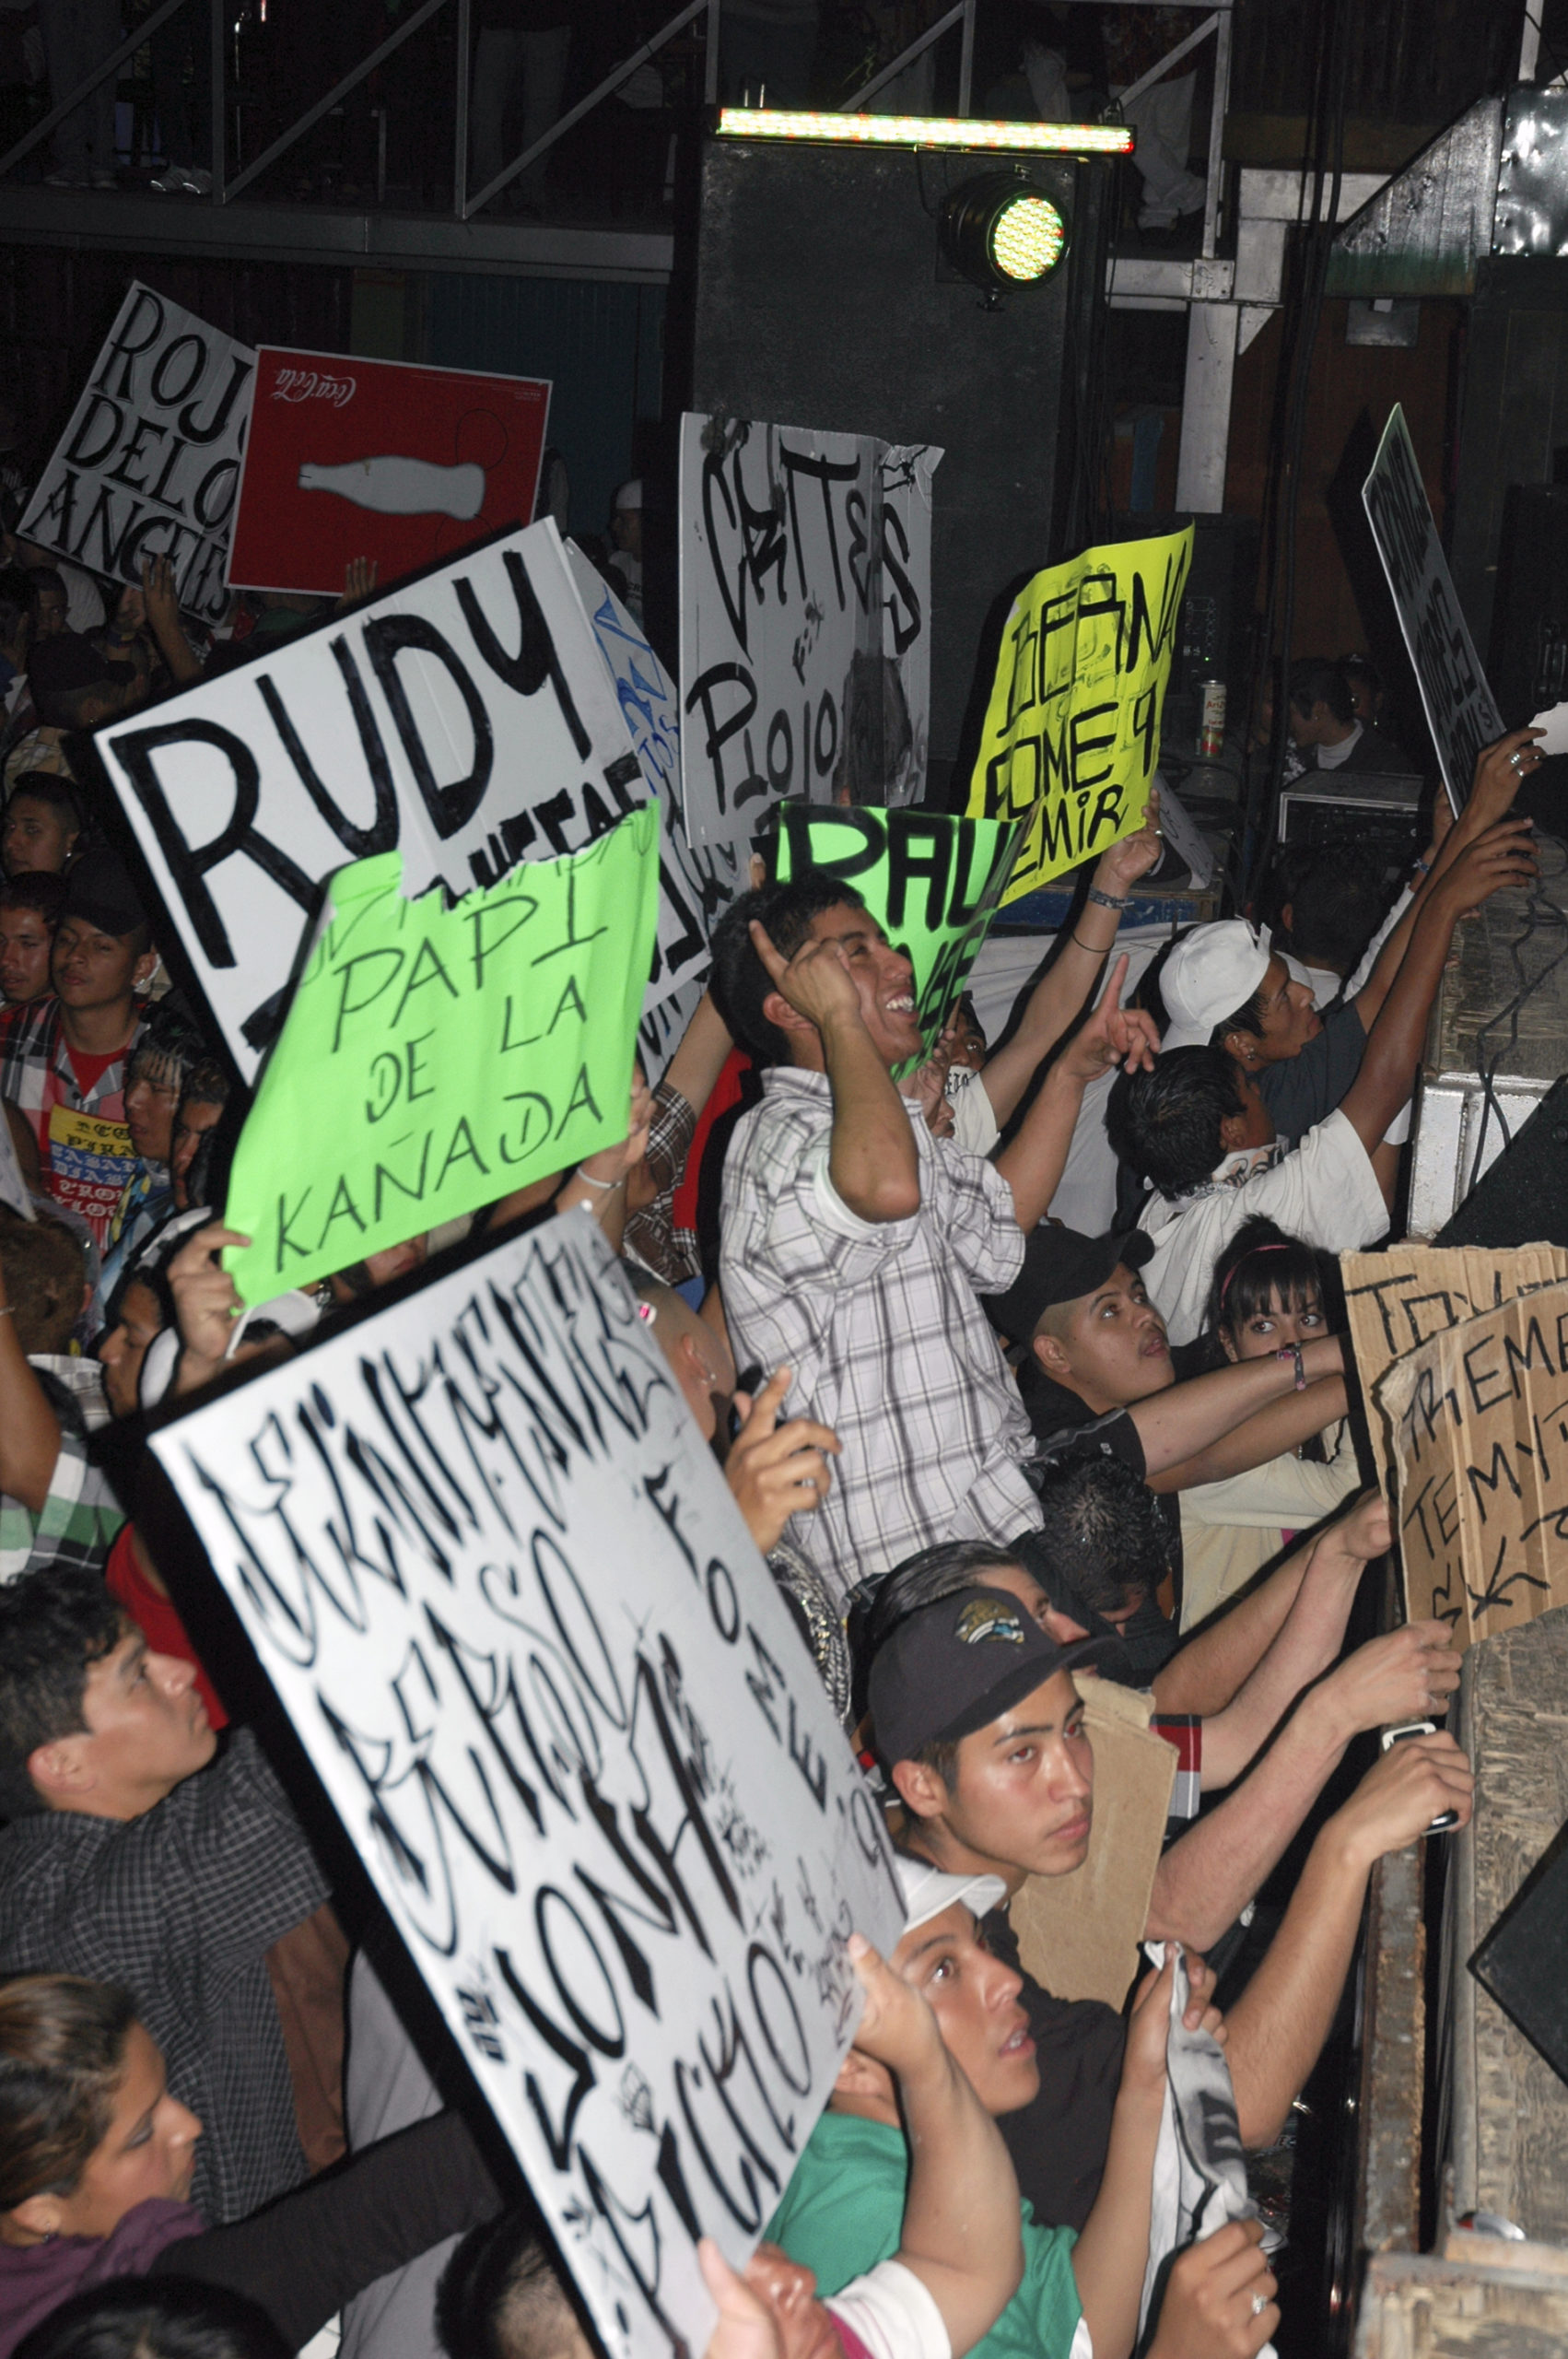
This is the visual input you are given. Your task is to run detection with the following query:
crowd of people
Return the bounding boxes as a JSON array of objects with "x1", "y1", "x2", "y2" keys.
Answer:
[{"x1": 0, "y1": 377, "x2": 1550, "y2": 2359}]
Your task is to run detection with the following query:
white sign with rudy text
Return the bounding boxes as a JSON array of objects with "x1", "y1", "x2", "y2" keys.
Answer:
[
  {"x1": 93, "y1": 520, "x2": 646, "y2": 1080},
  {"x1": 150, "y1": 1213, "x2": 902, "y2": 2359},
  {"x1": 21, "y1": 282, "x2": 254, "y2": 623},
  {"x1": 678, "y1": 415, "x2": 940, "y2": 898}
]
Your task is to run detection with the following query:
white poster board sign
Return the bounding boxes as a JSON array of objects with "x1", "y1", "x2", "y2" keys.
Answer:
[
  {"x1": 150, "y1": 1213, "x2": 902, "y2": 2359},
  {"x1": 567, "y1": 544, "x2": 726, "y2": 1022},
  {"x1": 678, "y1": 415, "x2": 940, "y2": 895},
  {"x1": 1362, "y1": 405, "x2": 1503, "y2": 814},
  {"x1": 94, "y1": 520, "x2": 646, "y2": 1080},
  {"x1": 20, "y1": 282, "x2": 254, "y2": 624}
]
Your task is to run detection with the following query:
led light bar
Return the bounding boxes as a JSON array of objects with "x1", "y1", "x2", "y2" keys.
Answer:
[{"x1": 715, "y1": 107, "x2": 1134, "y2": 157}]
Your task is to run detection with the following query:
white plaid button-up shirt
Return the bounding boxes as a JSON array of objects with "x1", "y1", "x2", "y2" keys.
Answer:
[{"x1": 720, "y1": 1065, "x2": 1038, "y2": 1606}]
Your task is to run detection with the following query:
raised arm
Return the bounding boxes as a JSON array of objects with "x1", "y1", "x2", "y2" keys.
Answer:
[
  {"x1": 141, "y1": 554, "x2": 204, "y2": 687},
  {"x1": 1147, "y1": 1375, "x2": 1348, "y2": 1492},
  {"x1": 0, "y1": 1250, "x2": 61, "y2": 1515},
  {"x1": 662, "y1": 987, "x2": 735, "y2": 1118},
  {"x1": 750, "y1": 920, "x2": 919, "y2": 1224},
  {"x1": 1126, "y1": 1333, "x2": 1345, "y2": 1481},
  {"x1": 996, "y1": 954, "x2": 1159, "y2": 1231}
]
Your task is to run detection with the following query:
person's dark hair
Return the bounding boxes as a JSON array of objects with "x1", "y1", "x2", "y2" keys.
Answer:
[
  {"x1": 1287, "y1": 657, "x2": 1354, "y2": 728},
  {"x1": 21, "y1": 564, "x2": 65, "y2": 612},
  {"x1": 848, "y1": 1541, "x2": 1025, "y2": 1730},
  {"x1": 437, "y1": 2207, "x2": 581, "y2": 2359},
  {"x1": 7, "y1": 772, "x2": 83, "y2": 832},
  {"x1": 101, "y1": 1238, "x2": 177, "y2": 1357},
  {"x1": 1339, "y1": 652, "x2": 1380, "y2": 698},
  {"x1": 0, "y1": 1974, "x2": 136, "y2": 2211},
  {"x1": 708, "y1": 877, "x2": 867, "y2": 1063},
  {"x1": 126, "y1": 1002, "x2": 207, "y2": 1093},
  {"x1": 1203, "y1": 1215, "x2": 1324, "y2": 1353},
  {"x1": 0, "y1": 1204, "x2": 88, "y2": 1356},
  {"x1": 1025, "y1": 1456, "x2": 1171, "y2": 1614},
  {"x1": 0, "y1": 869, "x2": 70, "y2": 928},
  {"x1": 12, "y1": 2279, "x2": 290, "y2": 2359},
  {"x1": 1106, "y1": 1046, "x2": 1244, "y2": 1194},
  {"x1": 1211, "y1": 985, "x2": 1265, "y2": 1049},
  {"x1": 0, "y1": 1568, "x2": 123, "y2": 1819},
  {"x1": 1282, "y1": 856, "x2": 1388, "y2": 976}
]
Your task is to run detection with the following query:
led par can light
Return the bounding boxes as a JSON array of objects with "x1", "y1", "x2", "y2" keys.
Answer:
[{"x1": 940, "y1": 171, "x2": 1071, "y2": 293}]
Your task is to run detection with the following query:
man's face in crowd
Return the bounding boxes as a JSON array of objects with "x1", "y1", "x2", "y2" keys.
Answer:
[
  {"x1": 98, "y1": 1279, "x2": 165, "y2": 1418},
  {"x1": 976, "y1": 1556, "x2": 1145, "y2": 1643},
  {"x1": 895, "y1": 1668, "x2": 1094, "y2": 1888},
  {"x1": 51, "y1": 919, "x2": 150, "y2": 1015},
  {"x1": 124, "y1": 1064, "x2": 181, "y2": 1166},
  {"x1": 893, "y1": 1904, "x2": 1040, "y2": 2114},
  {"x1": 1032, "y1": 1262, "x2": 1171, "y2": 1413},
  {"x1": 170, "y1": 1097, "x2": 223, "y2": 1210},
  {"x1": 2, "y1": 792, "x2": 76, "y2": 875},
  {"x1": 1235, "y1": 954, "x2": 1320, "y2": 1062},
  {"x1": 1220, "y1": 1065, "x2": 1277, "y2": 1156},
  {"x1": 35, "y1": 1623, "x2": 216, "y2": 1817},
  {"x1": 0, "y1": 903, "x2": 54, "y2": 1003},
  {"x1": 30, "y1": 583, "x2": 65, "y2": 638},
  {"x1": 802, "y1": 902, "x2": 922, "y2": 1068},
  {"x1": 1223, "y1": 1282, "x2": 1328, "y2": 1361}
]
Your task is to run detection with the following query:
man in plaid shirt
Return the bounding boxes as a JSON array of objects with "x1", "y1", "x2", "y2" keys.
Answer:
[
  {"x1": 0, "y1": 847, "x2": 158, "y2": 1252},
  {"x1": 712, "y1": 875, "x2": 1158, "y2": 1609},
  {"x1": 0, "y1": 1203, "x2": 123, "y2": 1582}
]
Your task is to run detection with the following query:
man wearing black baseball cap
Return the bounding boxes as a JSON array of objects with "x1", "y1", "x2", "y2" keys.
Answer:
[{"x1": 0, "y1": 845, "x2": 159, "y2": 1252}]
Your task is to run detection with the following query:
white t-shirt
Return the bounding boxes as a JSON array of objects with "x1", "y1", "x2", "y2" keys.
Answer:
[
  {"x1": 947, "y1": 1065, "x2": 1001, "y2": 1156},
  {"x1": 827, "y1": 2263, "x2": 1090, "y2": 2359},
  {"x1": 1137, "y1": 1108, "x2": 1388, "y2": 1345}
]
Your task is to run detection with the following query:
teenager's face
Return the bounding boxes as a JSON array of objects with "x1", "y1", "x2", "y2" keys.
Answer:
[
  {"x1": 0, "y1": 904, "x2": 54, "y2": 1002},
  {"x1": 968, "y1": 1561, "x2": 1089, "y2": 1647},
  {"x1": 891, "y1": 1904, "x2": 1040, "y2": 2116},
  {"x1": 98, "y1": 1280, "x2": 165, "y2": 1417},
  {"x1": 2, "y1": 794, "x2": 75, "y2": 875},
  {"x1": 67, "y1": 1625, "x2": 216, "y2": 1810},
  {"x1": 30, "y1": 585, "x2": 65, "y2": 638},
  {"x1": 170, "y1": 1097, "x2": 223, "y2": 1209},
  {"x1": 1224, "y1": 1283, "x2": 1327, "y2": 1361},
  {"x1": 933, "y1": 1670, "x2": 1094, "y2": 1883},
  {"x1": 803, "y1": 903, "x2": 922, "y2": 1066},
  {"x1": 41, "y1": 2023, "x2": 202, "y2": 2239},
  {"x1": 52, "y1": 919, "x2": 146, "y2": 1015},
  {"x1": 1246, "y1": 955, "x2": 1321, "y2": 1061},
  {"x1": 123, "y1": 1067, "x2": 181, "y2": 1165},
  {"x1": 1035, "y1": 1262, "x2": 1171, "y2": 1411}
]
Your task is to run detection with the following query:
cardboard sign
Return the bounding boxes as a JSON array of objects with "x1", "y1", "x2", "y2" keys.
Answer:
[
  {"x1": 771, "y1": 804, "x2": 1029, "y2": 1059},
  {"x1": 93, "y1": 521, "x2": 645, "y2": 1081},
  {"x1": 223, "y1": 808, "x2": 659, "y2": 1304},
  {"x1": 1377, "y1": 1275, "x2": 1568, "y2": 1649},
  {"x1": 1341, "y1": 1243, "x2": 1568, "y2": 1497},
  {"x1": 1009, "y1": 1678, "x2": 1174, "y2": 2012},
  {"x1": 1362, "y1": 405, "x2": 1504, "y2": 815},
  {"x1": 150, "y1": 1213, "x2": 903, "y2": 2359},
  {"x1": 19, "y1": 282, "x2": 254, "y2": 623},
  {"x1": 566, "y1": 545, "x2": 727, "y2": 1022},
  {"x1": 678, "y1": 416, "x2": 940, "y2": 885},
  {"x1": 228, "y1": 347, "x2": 550, "y2": 596},
  {"x1": 965, "y1": 528, "x2": 1192, "y2": 904}
]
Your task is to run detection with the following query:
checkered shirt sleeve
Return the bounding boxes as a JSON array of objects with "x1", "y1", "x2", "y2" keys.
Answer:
[{"x1": 0, "y1": 1359, "x2": 124, "y2": 1582}]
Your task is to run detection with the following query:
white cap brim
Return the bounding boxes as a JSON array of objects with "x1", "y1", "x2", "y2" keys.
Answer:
[
  {"x1": 895, "y1": 1855, "x2": 1008, "y2": 1935},
  {"x1": 1159, "y1": 1019, "x2": 1214, "y2": 1052}
]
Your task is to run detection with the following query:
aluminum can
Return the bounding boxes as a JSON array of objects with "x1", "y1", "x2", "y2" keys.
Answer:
[{"x1": 1198, "y1": 678, "x2": 1225, "y2": 757}]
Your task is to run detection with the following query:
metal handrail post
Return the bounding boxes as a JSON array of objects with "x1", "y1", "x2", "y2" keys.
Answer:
[
  {"x1": 0, "y1": 0, "x2": 191, "y2": 182},
  {"x1": 453, "y1": 0, "x2": 471, "y2": 217},
  {"x1": 1202, "y1": 5, "x2": 1231, "y2": 258},
  {"x1": 1114, "y1": 10, "x2": 1221, "y2": 112},
  {"x1": 957, "y1": 0, "x2": 976, "y2": 116},
  {"x1": 464, "y1": 0, "x2": 708, "y2": 217},
  {"x1": 211, "y1": 0, "x2": 226, "y2": 200},
  {"x1": 223, "y1": 0, "x2": 449, "y2": 203},
  {"x1": 705, "y1": 0, "x2": 721, "y2": 106},
  {"x1": 839, "y1": 3, "x2": 965, "y2": 111}
]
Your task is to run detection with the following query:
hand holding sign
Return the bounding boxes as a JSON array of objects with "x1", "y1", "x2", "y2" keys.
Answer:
[
  {"x1": 167, "y1": 1221, "x2": 249, "y2": 1381},
  {"x1": 1094, "y1": 780, "x2": 1165, "y2": 895}
]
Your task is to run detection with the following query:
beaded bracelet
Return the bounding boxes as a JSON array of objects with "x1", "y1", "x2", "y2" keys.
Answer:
[{"x1": 1087, "y1": 886, "x2": 1130, "y2": 910}]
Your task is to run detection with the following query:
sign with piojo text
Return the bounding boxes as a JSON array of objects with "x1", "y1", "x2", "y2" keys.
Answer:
[
  {"x1": 566, "y1": 545, "x2": 726, "y2": 1021},
  {"x1": 966, "y1": 526, "x2": 1192, "y2": 904},
  {"x1": 1363, "y1": 405, "x2": 1502, "y2": 815},
  {"x1": 150, "y1": 1213, "x2": 903, "y2": 2359},
  {"x1": 772, "y1": 804, "x2": 1030, "y2": 1061},
  {"x1": 678, "y1": 414, "x2": 941, "y2": 900},
  {"x1": 20, "y1": 282, "x2": 254, "y2": 622},
  {"x1": 1377, "y1": 1274, "x2": 1568, "y2": 1650},
  {"x1": 228, "y1": 346, "x2": 550, "y2": 597},
  {"x1": 222, "y1": 805, "x2": 659, "y2": 1305},
  {"x1": 93, "y1": 520, "x2": 646, "y2": 1082}
]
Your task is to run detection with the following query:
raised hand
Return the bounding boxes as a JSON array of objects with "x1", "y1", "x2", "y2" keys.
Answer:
[
  {"x1": 168, "y1": 1221, "x2": 251, "y2": 1371},
  {"x1": 577, "y1": 1060, "x2": 655, "y2": 1194},
  {"x1": 141, "y1": 553, "x2": 181, "y2": 636},
  {"x1": 749, "y1": 916, "x2": 864, "y2": 1036},
  {"x1": 698, "y1": 2239, "x2": 784, "y2": 2359},
  {"x1": 1147, "y1": 2219, "x2": 1278, "y2": 2359},
  {"x1": 337, "y1": 555, "x2": 380, "y2": 612},
  {"x1": 1468, "y1": 725, "x2": 1546, "y2": 827},
  {"x1": 844, "y1": 1929, "x2": 947, "y2": 2076},
  {"x1": 1437, "y1": 816, "x2": 1539, "y2": 913},
  {"x1": 1333, "y1": 1727, "x2": 1474, "y2": 1871},
  {"x1": 725, "y1": 1367, "x2": 840, "y2": 1555},
  {"x1": 1060, "y1": 953, "x2": 1161, "y2": 1083},
  {"x1": 1094, "y1": 785, "x2": 1164, "y2": 893},
  {"x1": 1319, "y1": 1621, "x2": 1462, "y2": 1742}
]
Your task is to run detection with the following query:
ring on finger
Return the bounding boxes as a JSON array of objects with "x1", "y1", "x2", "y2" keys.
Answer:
[{"x1": 1250, "y1": 2293, "x2": 1268, "y2": 2318}]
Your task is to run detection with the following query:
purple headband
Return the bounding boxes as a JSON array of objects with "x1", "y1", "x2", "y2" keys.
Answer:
[{"x1": 1218, "y1": 1240, "x2": 1292, "y2": 1310}]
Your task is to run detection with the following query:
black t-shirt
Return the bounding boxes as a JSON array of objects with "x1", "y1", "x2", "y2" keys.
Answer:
[
  {"x1": 1257, "y1": 996, "x2": 1365, "y2": 1144},
  {"x1": 983, "y1": 1905, "x2": 1126, "y2": 2231},
  {"x1": 1310, "y1": 722, "x2": 1414, "y2": 775}
]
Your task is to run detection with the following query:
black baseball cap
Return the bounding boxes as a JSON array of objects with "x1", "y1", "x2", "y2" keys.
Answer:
[
  {"x1": 869, "y1": 1589, "x2": 1113, "y2": 1767},
  {"x1": 983, "y1": 1225, "x2": 1155, "y2": 1351},
  {"x1": 63, "y1": 845, "x2": 147, "y2": 939}
]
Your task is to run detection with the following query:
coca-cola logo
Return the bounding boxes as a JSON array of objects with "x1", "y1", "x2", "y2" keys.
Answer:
[{"x1": 272, "y1": 368, "x2": 356, "y2": 407}]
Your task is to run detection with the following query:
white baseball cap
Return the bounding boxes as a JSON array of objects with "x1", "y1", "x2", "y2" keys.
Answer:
[
  {"x1": 1160, "y1": 920, "x2": 1272, "y2": 1052},
  {"x1": 614, "y1": 477, "x2": 642, "y2": 511},
  {"x1": 896, "y1": 1854, "x2": 1007, "y2": 1935}
]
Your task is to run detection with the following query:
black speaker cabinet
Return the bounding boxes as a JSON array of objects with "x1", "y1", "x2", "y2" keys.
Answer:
[
  {"x1": 1435, "y1": 1074, "x2": 1568, "y2": 1250},
  {"x1": 688, "y1": 134, "x2": 1107, "y2": 781},
  {"x1": 1486, "y1": 481, "x2": 1568, "y2": 837},
  {"x1": 1472, "y1": 1822, "x2": 1568, "y2": 2090}
]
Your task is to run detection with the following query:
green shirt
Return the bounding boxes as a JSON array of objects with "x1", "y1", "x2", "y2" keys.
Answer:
[{"x1": 767, "y1": 2111, "x2": 1085, "y2": 2359}]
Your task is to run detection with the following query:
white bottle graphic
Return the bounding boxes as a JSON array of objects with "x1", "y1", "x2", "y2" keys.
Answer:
[{"x1": 296, "y1": 455, "x2": 486, "y2": 521}]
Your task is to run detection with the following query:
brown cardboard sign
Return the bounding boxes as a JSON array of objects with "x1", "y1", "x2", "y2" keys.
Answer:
[
  {"x1": 1342, "y1": 1245, "x2": 1568, "y2": 1498},
  {"x1": 1376, "y1": 1276, "x2": 1568, "y2": 1649},
  {"x1": 1009, "y1": 1676, "x2": 1175, "y2": 2011}
]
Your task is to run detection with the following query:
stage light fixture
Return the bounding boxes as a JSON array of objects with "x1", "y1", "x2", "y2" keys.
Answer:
[
  {"x1": 940, "y1": 173, "x2": 1070, "y2": 294},
  {"x1": 714, "y1": 107, "x2": 1132, "y2": 158}
]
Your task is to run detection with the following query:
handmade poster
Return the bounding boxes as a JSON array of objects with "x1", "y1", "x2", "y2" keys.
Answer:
[
  {"x1": 1376, "y1": 1274, "x2": 1568, "y2": 1649},
  {"x1": 228, "y1": 347, "x2": 550, "y2": 596},
  {"x1": 678, "y1": 416, "x2": 941, "y2": 888},
  {"x1": 19, "y1": 282, "x2": 254, "y2": 623},
  {"x1": 0, "y1": 1110, "x2": 32, "y2": 1221},
  {"x1": 771, "y1": 804, "x2": 1029, "y2": 1059},
  {"x1": 1341, "y1": 1241, "x2": 1568, "y2": 1497},
  {"x1": 93, "y1": 520, "x2": 646, "y2": 1080},
  {"x1": 222, "y1": 806, "x2": 659, "y2": 1304},
  {"x1": 566, "y1": 544, "x2": 727, "y2": 1021},
  {"x1": 150, "y1": 1212, "x2": 903, "y2": 2359},
  {"x1": 966, "y1": 528, "x2": 1192, "y2": 904},
  {"x1": 1363, "y1": 405, "x2": 1503, "y2": 815}
]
